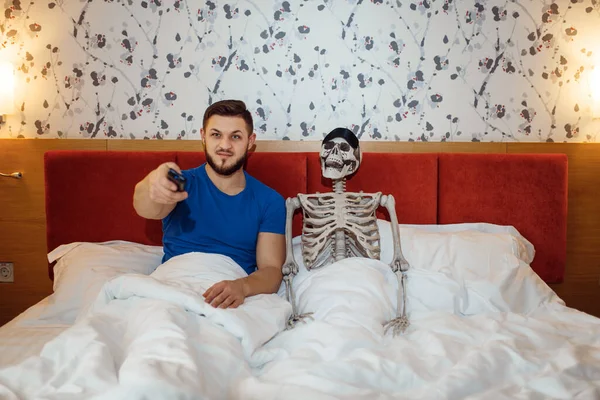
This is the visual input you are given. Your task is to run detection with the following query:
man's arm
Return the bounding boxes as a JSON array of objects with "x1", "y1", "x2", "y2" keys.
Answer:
[
  {"x1": 133, "y1": 162, "x2": 188, "y2": 220},
  {"x1": 203, "y1": 232, "x2": 285, "y2": 308},
  {"x1": 240, "y1": 232, "x2": 285, "y2": 296}
]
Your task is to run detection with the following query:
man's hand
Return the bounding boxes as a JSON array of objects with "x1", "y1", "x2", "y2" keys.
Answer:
[
  {"x1": 134, "y1": 162, "x2": 189, "y2": 220},
  {"x1": 147, "y1": 162, "x2": 188, "y2": 205},
  {"x1": 203, "y1": 279, "x2": 248, "y2": 309}
]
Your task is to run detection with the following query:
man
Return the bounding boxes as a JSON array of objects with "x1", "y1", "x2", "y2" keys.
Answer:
[{"x1": 133, "y1": 99, "x2": 286, "y2": 309}]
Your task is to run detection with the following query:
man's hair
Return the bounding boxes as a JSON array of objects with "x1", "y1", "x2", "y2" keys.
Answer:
[{"x1": 203, "y1": 99, "x2": 254, "y2": 136}]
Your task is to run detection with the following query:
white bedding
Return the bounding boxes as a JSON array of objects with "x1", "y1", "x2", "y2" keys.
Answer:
[
  {"x1": 1, "y1": 231, "x2": 600, "y2": 399},
  {"x1": 0, "y1": 253, "x2": 291, "y2": 400},
  {"x1": 240, "y1": 303, "x2": 600, "y2": 400},
  {"x1": 0, "y1": 298, "x2": 68, "y2": 369}
]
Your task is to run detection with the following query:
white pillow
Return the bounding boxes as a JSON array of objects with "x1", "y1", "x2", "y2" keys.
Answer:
[
  {"x1": 377, "y1": 219, "x2": 535, "y2": 266},
  {"x1": 32, "y1": 241, "x2": 164, "y2": 325},
  {"x1": 399, "y1": 229, "x2": 559, "y2": 317}
]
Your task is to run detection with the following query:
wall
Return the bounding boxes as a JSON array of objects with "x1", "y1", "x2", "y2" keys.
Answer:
[
  {"x1": 1, "y1": 140, "x2": 599, "y2": 326},
  {"x1": 1, "y1": 1, "x2": 600, "y2": 141}
]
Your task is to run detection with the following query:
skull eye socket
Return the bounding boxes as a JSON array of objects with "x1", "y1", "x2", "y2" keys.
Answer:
[{"x1": 323, "y1": 141, "x2": 351, "y2": 151}]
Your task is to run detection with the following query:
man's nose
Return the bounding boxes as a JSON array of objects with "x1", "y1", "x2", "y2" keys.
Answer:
[{"x1": 219, "y1": 137, "x2": 233, "y2": 150}]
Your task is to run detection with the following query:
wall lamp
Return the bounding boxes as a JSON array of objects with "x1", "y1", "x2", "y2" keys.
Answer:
[{"x1": 0, "y1": 172, "x2": 22, "y2": 179}]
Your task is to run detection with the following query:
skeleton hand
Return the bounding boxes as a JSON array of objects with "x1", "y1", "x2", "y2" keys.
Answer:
[
  {"x1": 384, "y1": 316, "x2": 410, "y2": 336},
  {"x1": 286, "y1": 311, "x2": 314, "y2": 330}
]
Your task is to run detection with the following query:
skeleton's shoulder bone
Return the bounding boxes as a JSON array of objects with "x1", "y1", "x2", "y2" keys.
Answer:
[{"x1": 286, "y1": 196, "x2": 301, "y2": 208}]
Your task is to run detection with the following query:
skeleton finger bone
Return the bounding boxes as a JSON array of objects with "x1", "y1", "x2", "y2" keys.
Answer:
[
  {"x1": 384, "y1": 316, "x2": 410, "y2": 336},
  {"x1": 286, "y1": 312, "x2": 314, "y2": 330}
]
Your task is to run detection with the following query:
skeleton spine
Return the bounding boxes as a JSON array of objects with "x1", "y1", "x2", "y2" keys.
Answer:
[
  {"x1": 333, "y1": 178, "x2": 346, "y2": 194},
  {"x1": 333, "y1": 177, "x2": 347, "y2": 261}
]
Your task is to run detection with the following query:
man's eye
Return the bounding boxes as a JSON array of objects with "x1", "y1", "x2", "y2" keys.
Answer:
[{"x1": 232, "y1": 135, "x2": 241, "y2": 140}]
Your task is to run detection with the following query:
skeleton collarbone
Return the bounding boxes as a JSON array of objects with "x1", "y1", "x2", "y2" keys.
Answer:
[{"x1": 298, "y1": 191, "x2": 382, "y2": 270}]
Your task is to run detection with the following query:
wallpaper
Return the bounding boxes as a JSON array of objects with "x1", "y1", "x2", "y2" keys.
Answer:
[{"x1": 1, "y1": 0, "x2": 599, "y2": 142}]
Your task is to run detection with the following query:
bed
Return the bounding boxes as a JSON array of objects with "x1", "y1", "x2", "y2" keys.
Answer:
[{"x1": 1, "y1": 149, "x2": 599, "y2": 400}]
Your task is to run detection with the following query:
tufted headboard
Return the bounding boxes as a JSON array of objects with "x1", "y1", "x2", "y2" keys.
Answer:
[{"x1": 44, "y1": 150, "x2": 567, "y2": 283}]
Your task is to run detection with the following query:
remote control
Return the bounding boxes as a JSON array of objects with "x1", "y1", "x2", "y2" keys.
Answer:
[{"x1": 167, "y1": 168, "x2": 186, "y2": 192}]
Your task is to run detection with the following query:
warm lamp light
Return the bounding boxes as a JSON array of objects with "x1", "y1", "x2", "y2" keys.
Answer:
[
  {"x1": 591, "y1": 66, "x2": 600, "y2": 103},
  {"x1": 0, "y1": 60, "x2": 22, "y2": 179},
  {"x1": 590, "y1": 66, "x2": 600, "y2": 119},
  {"x1": 0, "y1": 61, "x2": 15, "y2": 123}
]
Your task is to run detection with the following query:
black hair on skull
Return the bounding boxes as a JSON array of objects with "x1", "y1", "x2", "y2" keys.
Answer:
[{"x1": 322, "y1": 128, "x2": 359, "y2": 150}]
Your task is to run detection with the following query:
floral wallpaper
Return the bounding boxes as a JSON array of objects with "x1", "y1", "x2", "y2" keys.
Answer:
[{"x1": 0, "y1": 0, "x2": 599, "y2": 142}]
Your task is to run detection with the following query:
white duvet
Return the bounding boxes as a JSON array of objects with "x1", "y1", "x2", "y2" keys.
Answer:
[
  {"x1": 1, "y1": 246, "x2": 600, "y2": 400},
  {"x1": 0, "y1": 253, "x2": 291, "y2": 400}
]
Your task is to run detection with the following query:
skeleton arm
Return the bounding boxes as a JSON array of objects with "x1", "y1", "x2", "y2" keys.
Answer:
[
  {"x1": 282, "y1": 196, "x2": 314, "y2": 329},
  {"x1": 282, "y1": 197, "x2": 300, "y2": 303},
  {"x1": 380, "y1": 195, "x2": 408, "y2": 271},
  {"x1": 380, "y1": 194, "x2": 410, "y2": 335}
]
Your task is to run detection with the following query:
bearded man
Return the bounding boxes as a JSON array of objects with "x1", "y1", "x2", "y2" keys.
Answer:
[{"x1": 133, "y1": 100, "x2": 286, "y2": 309}]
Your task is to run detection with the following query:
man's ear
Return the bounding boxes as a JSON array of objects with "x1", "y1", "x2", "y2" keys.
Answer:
[{"x1": 248, "y1": 132, "x2": 256, "y2": 150}]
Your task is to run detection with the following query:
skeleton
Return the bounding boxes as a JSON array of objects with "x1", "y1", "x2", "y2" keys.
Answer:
[{"x1": 281, "y1": 128, "x2": 410, "y2": 336}]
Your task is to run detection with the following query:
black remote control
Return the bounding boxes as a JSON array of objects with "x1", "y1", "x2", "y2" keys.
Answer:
[{"x1": 167, "y1": 168, "x2": 186, "y2": 192}]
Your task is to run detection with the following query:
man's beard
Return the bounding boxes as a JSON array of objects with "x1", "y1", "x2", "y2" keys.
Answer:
[{"x1": 205, "y1": 149, "x2": 248, "y2": 176}]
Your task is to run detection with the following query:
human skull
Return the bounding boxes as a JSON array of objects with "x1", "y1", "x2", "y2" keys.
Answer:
[{"x1": 320, "y1": 136, "x2": 361, "y2": 179}]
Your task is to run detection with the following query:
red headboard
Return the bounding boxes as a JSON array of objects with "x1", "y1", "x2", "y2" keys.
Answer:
[
  {"x1": 438, "y1": 153, "x2": 568, "y2": 283},
  {"x1": 44, "y1": 150, "x2": 567, "y2": 283}
]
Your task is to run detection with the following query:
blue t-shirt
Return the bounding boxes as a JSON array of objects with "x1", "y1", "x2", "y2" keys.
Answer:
[{"x1": 162, "y1": 164, "x2": 286, "y2": 275}]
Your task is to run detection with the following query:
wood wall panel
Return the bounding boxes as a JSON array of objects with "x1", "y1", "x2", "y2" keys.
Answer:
[
  {"x1": 0, "y1": 139, "x2": 105, "y2": 325},
  {"x1": 250, "y1": 141, "x2": 508, "y2": 154},
  {"x1": 0, "y1": 139, "x2": 599, "y2": 325},
  {"x1": 107, "y1": 139, "x2": 204, "y2": 152}
]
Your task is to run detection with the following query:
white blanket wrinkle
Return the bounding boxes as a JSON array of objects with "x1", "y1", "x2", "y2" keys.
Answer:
[
  {"x1": 1, "y1": 253, "x2": 600, "y2": 400},
  {"x1": 0, "y1": 253, "x2": 290, "y2": 400}
]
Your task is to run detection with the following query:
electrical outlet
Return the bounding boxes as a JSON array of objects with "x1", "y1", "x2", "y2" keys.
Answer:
[{"x1": 0, "y1": 262, "x2": 14, "y2": 283}]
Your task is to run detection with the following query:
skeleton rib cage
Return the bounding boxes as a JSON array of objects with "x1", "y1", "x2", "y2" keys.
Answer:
[{"x1": 298, "y1": 191, "x2": 383, "y2": 270}]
